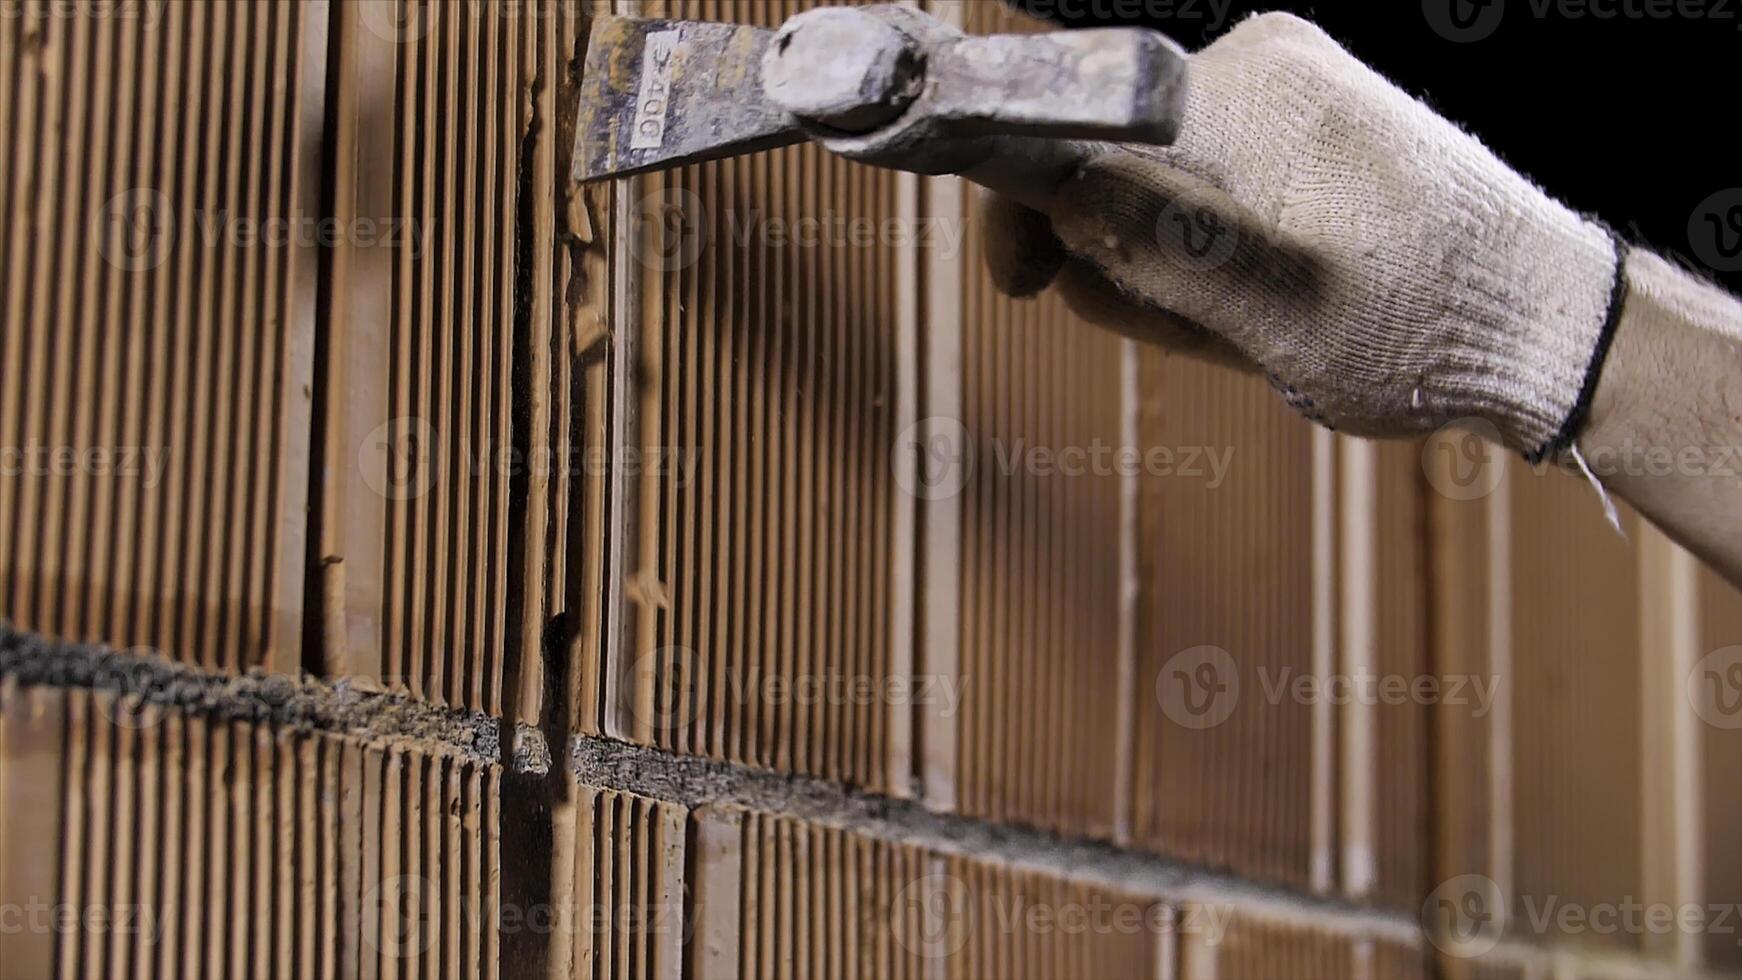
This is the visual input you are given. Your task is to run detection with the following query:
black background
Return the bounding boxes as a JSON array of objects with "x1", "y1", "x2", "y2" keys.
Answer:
[{"x1": 1017, "y1": 0, "x2": 1742, "y2": 292}]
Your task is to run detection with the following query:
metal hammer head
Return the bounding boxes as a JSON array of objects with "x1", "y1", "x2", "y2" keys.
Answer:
[
  {"x1": 573, "y1": 5, "x2": 1187, "y2": 184},
  {"x1": 761, "y1": 7, "x2": 924, "y2": 134}
]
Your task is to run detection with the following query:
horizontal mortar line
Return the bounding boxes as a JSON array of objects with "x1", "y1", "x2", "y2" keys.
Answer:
[
  {"x1": 1475, "y1": 936, "x2": 1737, "y2": 980},
  {"x1": 0, "y1": 621, "x2": 526, "y2": 768},
  {"x1": 569, "y1": 733, "x2": 1422, "y2": 944}
]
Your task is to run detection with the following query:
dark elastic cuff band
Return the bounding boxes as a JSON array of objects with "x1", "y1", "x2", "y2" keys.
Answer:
[{"x1": 1527, "y1": 221, "x2": 1630, "y2": 465}]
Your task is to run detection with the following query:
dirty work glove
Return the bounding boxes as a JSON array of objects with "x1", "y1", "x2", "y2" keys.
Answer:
[{"x1": 983, "y1": 12, "x2": 1626, "y2": 459}]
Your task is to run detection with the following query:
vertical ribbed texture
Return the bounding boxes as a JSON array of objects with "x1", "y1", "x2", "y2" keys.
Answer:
[
  {"x1": 1206, "y1": 914, "x2": 1361, "y2": 980},
  {"x1": 949, "y1": 0, "x2": 1128, "y2": 842},
  {"x1": 0, "y1": 0, "x2": 318, "y2": 672},
  {"x1": 947, "y1": 857, "x2": 1162, "y2": 980},
  {"x1": 375, "y1": 0, "x2": 523, "y2": 714},
  {"x1": 735, "y1": 810, "x2": 932, "y2": 979},
  {"x1": 1696, "y1": 566, "x2": 1742, "y2": 973},
  {"x1": 713, "y1": 809, "x2": 1169, "y2": 979},
  {"x1": 617, "y1": 0, "x2": 898, "y2": 789},
  {"x1": 565, "y1": 786, "x2": 687, "y2": 980},
  {"x1": 1423, "y1": 430, "x2": 1505, "y2": 940},
  {"x1": 565, "y1": 160, "x2": 615, "y2": 736},
  {"x1": 1506, "y1": 458, "x2": 1644, "y2": 951},
  {"x1": 1371, "y1": 439, "x2": 1430, "y2": 907},
  {"x1": 1132, "y1": 353, "x2": 1317, "y2": 889},
  {"x1": 15, "y1": 687, "x2": 501, "y2": 978}
]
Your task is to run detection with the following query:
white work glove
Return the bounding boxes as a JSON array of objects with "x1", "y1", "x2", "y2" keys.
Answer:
[{"x1": 983, "y1": 12, "x2": 1627, "y2": 459}]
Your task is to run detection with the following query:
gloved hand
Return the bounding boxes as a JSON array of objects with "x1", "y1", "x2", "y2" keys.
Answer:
[{"x1": 982, "y1": 12, "x2": 1625, "y2": 459}]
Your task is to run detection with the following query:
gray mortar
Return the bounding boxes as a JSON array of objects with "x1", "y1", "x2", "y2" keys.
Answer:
[
  {"x1": 572, "y1": 734, "x2": 1422, "y2": 943},
  {"x1": 0, "y1": 622, "x2": 549, "y2": 769},
  {"x1": 512, "y1": 722, "x2": 553, "y2": 775}
]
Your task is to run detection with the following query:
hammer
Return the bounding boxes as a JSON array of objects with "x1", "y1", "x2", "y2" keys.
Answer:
[{"x1": 573, "y1": 4, "x2": 1187, "y2": 211}]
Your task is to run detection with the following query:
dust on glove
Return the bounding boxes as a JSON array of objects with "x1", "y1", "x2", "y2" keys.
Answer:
[{"x1": 982, "y1": 12, "x2": 1624, "y2": 457}]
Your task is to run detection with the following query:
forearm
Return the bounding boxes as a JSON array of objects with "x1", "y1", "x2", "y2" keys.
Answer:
[{"x1": 1580, "y1": 249, "x2": 1742, "y2": 584}]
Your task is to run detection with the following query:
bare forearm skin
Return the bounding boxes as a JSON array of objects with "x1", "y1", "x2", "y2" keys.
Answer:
[{"x1": 1581, "y1": 249, "x2": 1742, "y2": 586}]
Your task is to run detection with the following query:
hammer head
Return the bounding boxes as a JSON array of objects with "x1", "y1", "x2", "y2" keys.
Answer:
[
  {"x1": 573, "y1": 15, "x2": 802, "y2": 182},
  {"x1": 574, "y1": 6, "x2": 1188, "y2": 184}
]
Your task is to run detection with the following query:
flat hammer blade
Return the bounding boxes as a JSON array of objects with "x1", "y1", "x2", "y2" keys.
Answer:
[
  {"x1": 575, "y1": 5, "x2": 1188, "y2": 190},
  {"x1": 573, "y1": 15, "x2": 805, "y2": 182}
]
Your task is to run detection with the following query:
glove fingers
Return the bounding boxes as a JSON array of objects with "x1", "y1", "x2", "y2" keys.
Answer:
[
  {"x1": 1054, "y1": 257, "x2": 1257, "y2": 374},
  {"x1": 977, "y1": 189, "x2": 1068, "y2": 298},
  {"x1": 1047, "y1": 152, "x2": 1319, "y2": 365}
]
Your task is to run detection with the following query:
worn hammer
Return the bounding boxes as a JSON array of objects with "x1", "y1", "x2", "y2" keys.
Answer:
[{"x1": 573, "y1": 4, "x2": 1187, "y2": 210}]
